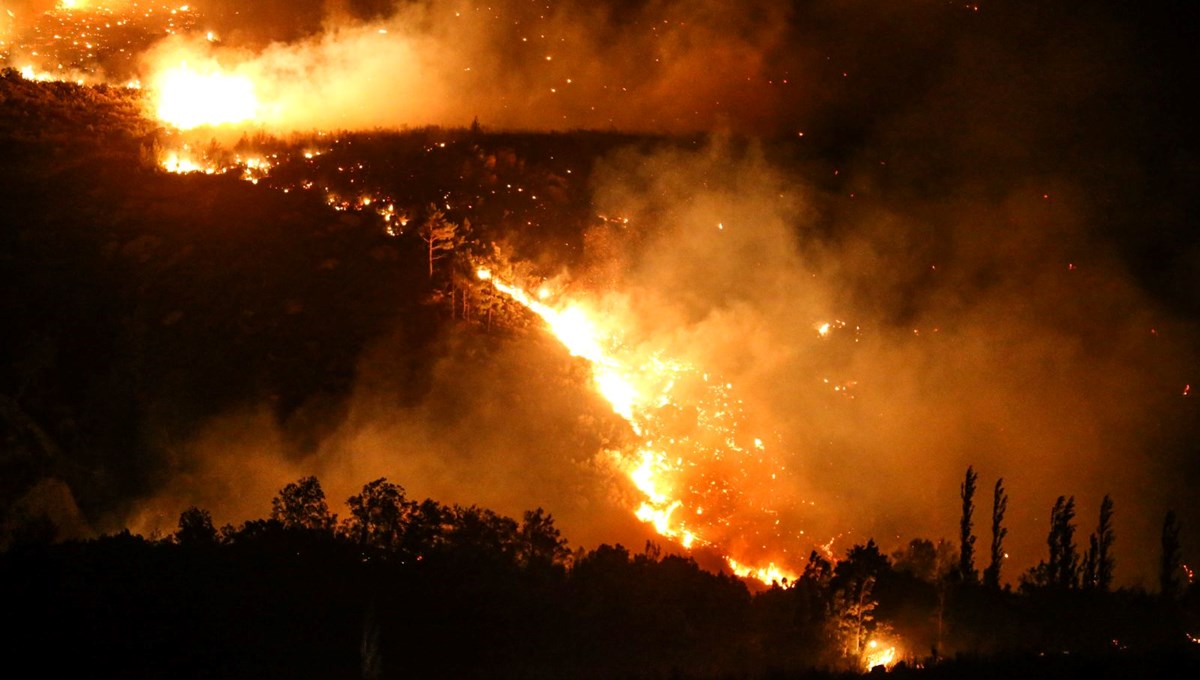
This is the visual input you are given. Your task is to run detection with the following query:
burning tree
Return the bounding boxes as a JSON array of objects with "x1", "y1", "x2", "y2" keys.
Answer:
[
  {"x1": 830, "y1": 541, "x2": 891, "y2": 669},
  {"x1": 832, "y1": 576, "x2": 881, "y2": 668}
]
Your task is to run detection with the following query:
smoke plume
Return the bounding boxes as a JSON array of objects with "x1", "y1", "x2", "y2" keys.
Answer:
[
  {"x1": 140, "y1": 0, "x2": 791, "y2": 133},
  {"x1": 107, "y1": 0, "x2": 1200, "y2": 584}
]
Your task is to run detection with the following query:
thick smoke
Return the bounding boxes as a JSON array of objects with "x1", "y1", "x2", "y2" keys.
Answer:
[
  {"x1": 127, "y1": 134, "x2": 1198, "y2": 585},
  {"x1": 120, "y1": 0, "x2": 1199, "y2": 586},
  {"x1": 577, "y1": 140, "x2": 1197, "y2": 586},
  {"x1": 128, "y1": 325, "x2": 654, "y2": 551},
  {"x1": 140, "y1": 0, "x2": 790, "y2": 133}
]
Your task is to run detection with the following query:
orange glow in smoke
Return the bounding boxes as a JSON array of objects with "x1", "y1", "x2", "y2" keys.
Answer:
[
  {"x1": 864, "y1": 639, "x2": 898, "y2": 670},
  {"x1": 151, "y1": 61, "x2": 258, "y2": 129},
  {"x1": 477, "y1": 268, "x2": 799, "y2": 585}
]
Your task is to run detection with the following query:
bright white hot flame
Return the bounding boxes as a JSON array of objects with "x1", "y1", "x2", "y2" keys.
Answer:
[
  {"x1": 152, "y1": 62, "x2": 258, "y2": 129},
  {"x1": 864, "y1": 639, "x2": 898, "y2": 670}
]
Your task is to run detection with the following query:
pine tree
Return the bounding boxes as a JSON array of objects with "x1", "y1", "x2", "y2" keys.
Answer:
[{"x1": 417, "y1": 204, "x2": 463, "y2": 280}]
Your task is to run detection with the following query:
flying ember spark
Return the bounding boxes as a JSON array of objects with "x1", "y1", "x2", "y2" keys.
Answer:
[{"x1": 478, "y1": 268, "x2": 800, "y2": 584}]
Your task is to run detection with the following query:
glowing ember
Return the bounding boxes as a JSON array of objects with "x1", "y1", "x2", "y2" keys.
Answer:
[
  {"x1": 478, "y1": 268, "x2": 799, "y2": 584},
  {"x1": 815, "y1": 319, "x2": 848, "y2": 338},
  {"x1": 158, "y1": 144, "x2": 273, "y2": 182},
  {"x1": 151, "y1": 62, "x2": 258, "y2": 129},
  {"x1": 161, "y1": 151, "x2": 210, "y2": 174}
]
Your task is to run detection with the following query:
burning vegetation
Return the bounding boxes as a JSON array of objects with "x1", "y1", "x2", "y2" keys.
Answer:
[{"x1": 2, "y1": 0, "x2": 1200, "y2": 677}]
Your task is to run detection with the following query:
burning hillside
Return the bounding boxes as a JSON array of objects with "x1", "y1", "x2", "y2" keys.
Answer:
[{"x1": 1, "y1": 0, "x2": 1198, "y2": 594}]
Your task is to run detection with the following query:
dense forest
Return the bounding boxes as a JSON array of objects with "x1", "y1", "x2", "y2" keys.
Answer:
[{"x1": 2, "y1": 70, "x2": 1200, "y2": 678}]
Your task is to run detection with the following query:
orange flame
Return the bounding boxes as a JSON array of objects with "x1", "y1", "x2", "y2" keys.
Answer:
[
  {"x1": 478, "y1": 268, "x2": 799, "y2": 584},
  {"x1": 864, "y1": 639, "x2": 899, "y2": 670},
  {"x1": 151, "y1": 62, "x2": 258, "y2": 129}
]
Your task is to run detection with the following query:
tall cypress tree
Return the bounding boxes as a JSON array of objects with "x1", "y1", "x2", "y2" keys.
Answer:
[
  {"x1": 1096, "y1": 495, "x2": 1115, "y2": 591},
  {"x1": 1160, "y1": 510, "x2": 1182, "y2": 598},
  {"x1": 1048, "y1": 496, "x2": 1079, "y2": 589},
  {"x1": 957, "y1": 466, "x2": 979, "y2": 584},
  {"x1": 983, "y1": 478, "x2": 1008, "y2": 589}
]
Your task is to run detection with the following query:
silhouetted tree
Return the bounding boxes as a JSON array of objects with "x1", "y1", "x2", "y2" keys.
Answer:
[
  {"x1": 175, "y1": 506, "x2": 217, "y2": 546},
  {"x1": 957, "y1": 466, "x2": 978, "y2": 584},
  {"x1": 1096, "y1": 494, "x2": 1115, "y2": 590},
  {"x1": 270, "y1": 475, "x2": 336, "y2": 532},
  {"x1": 1083, "y1": 495, "x2": 1115, "y2": 590},
  {"x1": 802, "y1": 550, "x2": 833, "y2": 584},
  {"x1": 447, "y1": 505, "x2": 519, "y2": 564},
  {"x1": 403, "y1": 498, "x2": 451, "y2": 556},
  {"x1": 983, "y1": 477, "x2": 1008, "y2": 589},
  {"x1": 1021, "y1": 495, "x2": 1079, "y2": 590},
  {"x1": 1160, "y1": 510, "x2": 1183, "y2": 599},
  {"x1": 1048, "y1": 495, "x2": 1079, "y2": 588},
  {"x1": 835, "y1": 540, "x2": 891, "y2": 584},
  {"x1": 343, "y1": 477, "x2": 413, "y2": 552},
  {"x1": 518, "y1": 507, "x2": 569, "y2": 569},
  {"x1": 1082, "y1": 534, "x2": 1099, "y2": 589},
  {"x1": 893, "y1": 538, "x2": 939, "y2": 583}
]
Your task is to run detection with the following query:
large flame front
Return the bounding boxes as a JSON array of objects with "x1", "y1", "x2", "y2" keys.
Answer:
[
  {"x1": 478, "y1": 269, "x2": 799, "y2": 584},
  {"x1": 151, "y1": 62, "x2": 258, "y2": 129}
]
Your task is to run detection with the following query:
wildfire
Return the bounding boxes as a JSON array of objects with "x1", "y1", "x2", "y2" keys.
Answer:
[
  {"x1": 160, "y1": 150, "x2": 209, "y2": 174},
  {"x1": 477, "y1": 268, "x2": 800, "y2": 584},
  {"x1": 864, "y1": 639, "x2": 898, "y2": 670},
  {"x1": 151, "y1": 61, "x2": 258, "y2": 129},
  {"x1": 158, "y1": 144, "x2": 272, "y2": 182}
]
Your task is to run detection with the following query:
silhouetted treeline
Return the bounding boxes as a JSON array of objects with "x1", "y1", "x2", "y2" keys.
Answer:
[{"x1": 3, "y1": 475, "x2": 1198, "y2": 679}]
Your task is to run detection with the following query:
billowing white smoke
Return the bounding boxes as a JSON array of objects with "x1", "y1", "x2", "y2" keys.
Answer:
[{"x1": 141, "y1": 0, "x2": 788, "y2": 132}]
